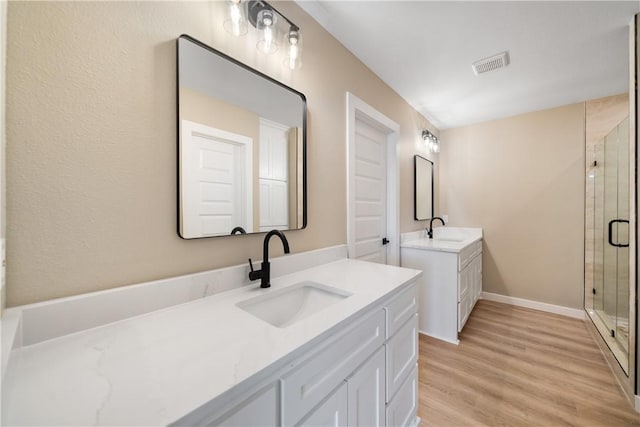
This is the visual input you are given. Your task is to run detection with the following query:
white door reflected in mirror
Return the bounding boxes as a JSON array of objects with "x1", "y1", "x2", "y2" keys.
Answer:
[{"x1": 180, "y1": 121, "x2": 253, "y2": 238}]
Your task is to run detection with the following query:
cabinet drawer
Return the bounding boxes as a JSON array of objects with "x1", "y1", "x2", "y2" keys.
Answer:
[
  {"x1": 385, "y1": 314, "x2": 418, "y2": 403},
  {"x1": 385, "y1": 284, "x2": 417, "y2": 339},
  {"x1": 458, "y1": 239, "x2": 482, "y2": 271},
  {"x1": 282, "y1": 309, "x2": 385, "y2": 426},
  {"x1": 385, "y1": 364, "x2": 418, "y2": 427}
]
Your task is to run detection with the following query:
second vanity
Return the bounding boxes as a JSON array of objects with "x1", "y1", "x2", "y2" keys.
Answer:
[
  {"x1": 2, "y1": 246, "x2": 421, "y2": 426},
  {"x1": 400, "y1": 227, "x2": 483, "y2": 344}
]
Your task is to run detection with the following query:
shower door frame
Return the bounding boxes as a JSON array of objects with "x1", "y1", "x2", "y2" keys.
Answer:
[{"x1": 586, "y1": 117, "x2": 631, "y2": 375}]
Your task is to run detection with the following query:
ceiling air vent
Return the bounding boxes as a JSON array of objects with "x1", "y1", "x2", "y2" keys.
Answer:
[{"x1": 472, "y1": 51, "x2": 510, "y2": 76}]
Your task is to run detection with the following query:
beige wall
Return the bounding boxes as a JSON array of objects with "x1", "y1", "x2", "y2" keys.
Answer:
[
  {"x1": 6, "y1": 1, "x2": 436, "y2": 306},
  {"x1": 440, "y1": 103, "x2": 585, "y2": 309}
]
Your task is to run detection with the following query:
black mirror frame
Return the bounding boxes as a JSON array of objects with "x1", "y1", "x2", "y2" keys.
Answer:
[
  {"x1": 414, "y1": 155, "x2": 434, "y2": 221},
  {"x1": 176, "y1": 34, "x2": 307, "y2": 239}
]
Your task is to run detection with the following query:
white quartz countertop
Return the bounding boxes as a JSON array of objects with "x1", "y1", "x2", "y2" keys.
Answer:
[
  {"x1": 400, "y1": 227, "x2": 483, "y2": 253},
  {"x1": 2, "y1": 259, "x2": 420, "y2": 426}
]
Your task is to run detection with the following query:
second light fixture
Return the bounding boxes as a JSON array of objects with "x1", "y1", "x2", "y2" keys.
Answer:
[{"x1": 422, "y1": 129, "x2": 440, "y2": 153}]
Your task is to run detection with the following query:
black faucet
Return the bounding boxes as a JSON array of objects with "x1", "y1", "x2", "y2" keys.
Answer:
[
  {"x1": 230, "y1": 226, "x2": 247, "y2": 235},
  {"x1": 426, "y1": 217, "x2": 445, "y2": 239},
  {"x1": 248, "y1": 230, "x2": 290, "y2": 288}
]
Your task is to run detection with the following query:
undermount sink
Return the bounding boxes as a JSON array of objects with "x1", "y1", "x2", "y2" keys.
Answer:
[{"x1": 237, "y1": 281, "x2": 353, "y2": 328}]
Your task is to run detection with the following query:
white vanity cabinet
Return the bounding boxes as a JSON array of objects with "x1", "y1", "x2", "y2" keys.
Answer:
[
  {"x1": 195, "y1": 282, "x2": 419, "y2": 427},
  {"x1": 401, "y1": 232, "x2": 482, "y2": 345}
]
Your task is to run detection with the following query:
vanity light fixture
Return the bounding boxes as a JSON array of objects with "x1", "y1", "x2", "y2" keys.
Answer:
[
  {"x1": 225, "y1": 0, "x2": 303, "y2": 69},
  {"x1": 422, "y1": 129, "x2": 440, "y2": 153}
]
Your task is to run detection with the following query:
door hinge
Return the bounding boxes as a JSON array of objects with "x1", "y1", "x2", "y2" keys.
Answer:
[
  {"x1": 382, "y1": 237, "x2": 390, "y2": 245},
  {"x1": 592, "y1": 288, "x2": 596, "y2": 295},
  {"x1": 611, "y1": 329, "x2": 616, "y2": 338}
]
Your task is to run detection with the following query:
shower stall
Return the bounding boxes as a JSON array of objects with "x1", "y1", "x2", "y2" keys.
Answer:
[{"x1": 586, "y1": 116, "x2": 631, "y2": 374}]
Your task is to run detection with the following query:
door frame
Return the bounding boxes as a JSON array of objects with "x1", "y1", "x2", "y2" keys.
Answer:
[{"x1": 346, "y1": 92, "x2": 400, "y2": 266}]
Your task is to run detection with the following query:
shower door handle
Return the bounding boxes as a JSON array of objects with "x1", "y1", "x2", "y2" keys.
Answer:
[{"x1": 608, "y1": 219, "x2": 629, "y2": 248}]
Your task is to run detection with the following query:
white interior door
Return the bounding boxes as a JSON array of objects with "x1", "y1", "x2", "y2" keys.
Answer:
[
  {"x1": 180, "y1": 120, "x2": 252, "y2": 238},
  {"x1": 346, "y1": 93, "x2": 400, "y2": 266},
  {"x1": 259, "y1": 179, "x2": 288, "y2": 230},
  {"x1": 353, "y1": 118, "x2": 387, "y2": 263},
  {"x1": 259, "y1": 118, "x2": 289, "y2": 231}
]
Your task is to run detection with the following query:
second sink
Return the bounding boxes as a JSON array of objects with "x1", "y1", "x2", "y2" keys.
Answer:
[{"x1": 237, "y1": 281, "x2": 353, "y2": 328}]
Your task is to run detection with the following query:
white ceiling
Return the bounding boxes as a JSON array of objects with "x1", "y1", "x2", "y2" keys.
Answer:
[{"x1": 297, "y1": 1, "x2": 640, "y2": 129}]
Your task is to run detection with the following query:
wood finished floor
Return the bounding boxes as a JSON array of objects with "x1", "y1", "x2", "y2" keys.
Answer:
[{"x1": 417, "y1": 299, "x2": 640, "y2": 427}]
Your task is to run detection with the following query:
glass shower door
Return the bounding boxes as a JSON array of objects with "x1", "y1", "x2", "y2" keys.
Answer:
[{"x1": 591, "y1": 117, "x2": 630, "y2": 372}]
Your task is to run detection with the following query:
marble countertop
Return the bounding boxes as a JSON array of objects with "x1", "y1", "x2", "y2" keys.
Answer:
[
  {"x1": 2, "y1": 259, "x2": 421, "y2": 426},
  {"x1": 400, "y1": 227, "x2": 483, "y2": 253}
]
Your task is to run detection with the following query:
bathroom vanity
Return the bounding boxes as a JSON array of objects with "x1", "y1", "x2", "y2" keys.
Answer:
[
  {"x1": 1, "y1": 247, "x2": 421, "y2": 426},
  {"x1": 401, "y1": 227, "x2": 483, "y2": 344},
  {"x1": 208, "y1": 281, "x2": 418, "y2": 426}
]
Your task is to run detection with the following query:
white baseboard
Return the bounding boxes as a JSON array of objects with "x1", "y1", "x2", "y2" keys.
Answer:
[{"x1": 481, "y1": 292, "x2": 585, "y2": 320}]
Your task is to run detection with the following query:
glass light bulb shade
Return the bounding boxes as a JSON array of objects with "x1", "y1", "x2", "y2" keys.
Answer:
[
  {"x1": 256, "y1": 9, "x2": 276, "y2": 30},
  {"x1": 255, "y1": 9, "x2": 277, "y2": 54},
  {"x1": 257, "y1": 25, "x2": 278, "y2": 54},
  {"x1": 223, "y1": 0, "x2": 248, "y2": 36},
  {"x1": 283, "y1": 29, "x2": 302, "y2": 69},
  {"x1": 433, "y1": 141, "x2": 440, "y2": 153}
]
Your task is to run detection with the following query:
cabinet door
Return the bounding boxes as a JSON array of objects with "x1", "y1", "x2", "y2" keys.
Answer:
[
  {"x1": 385, "y1": 365, "x2": 418, "y2": 427},
  {"x1": 208, "y1": 383, "x2": 278, "y2": 426},
  {"x1": 458, "y1": 262, "x2": 472, "y2": 301},
  {"x1": 386, "y1": 314, "x2": 418, "y2": 403},
  {"x1": 474, "y1": 253, "x2": 483, "y2": 301},
  {"x1": 347, "y1": 347, "x2": 385, "y2": 427},
  {"x1": 458, "y1": 262, "x2": 473, "y2": 331},
  {"x1": 297, "y1": 382, "x2": 348, "y2": 427}
]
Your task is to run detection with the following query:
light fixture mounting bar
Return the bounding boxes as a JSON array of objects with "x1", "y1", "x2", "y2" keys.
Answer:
[{"x1": 247, "y1": 0, "x2": 299, "y2": 31}]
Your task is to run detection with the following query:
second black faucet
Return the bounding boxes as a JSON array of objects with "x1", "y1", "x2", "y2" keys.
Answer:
[
  {"x1": 426, "y1": 217, "x2": 445, "y2": 239},
  {"x1": 248, "y1": 230, "x2": 290, "y2": 288}
]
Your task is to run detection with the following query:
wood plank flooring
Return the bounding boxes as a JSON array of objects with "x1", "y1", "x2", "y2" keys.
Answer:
[{"x1": 417, "y1": 299, "x2": 640, "y2": 426}]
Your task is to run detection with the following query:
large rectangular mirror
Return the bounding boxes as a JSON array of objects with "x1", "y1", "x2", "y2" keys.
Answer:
[
  {"x1": 414, "y1": 155, "x2": 434, "y2": 220},
  {"x1": 177, "y1": 35, "x2": 306, "y2": 239}
]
